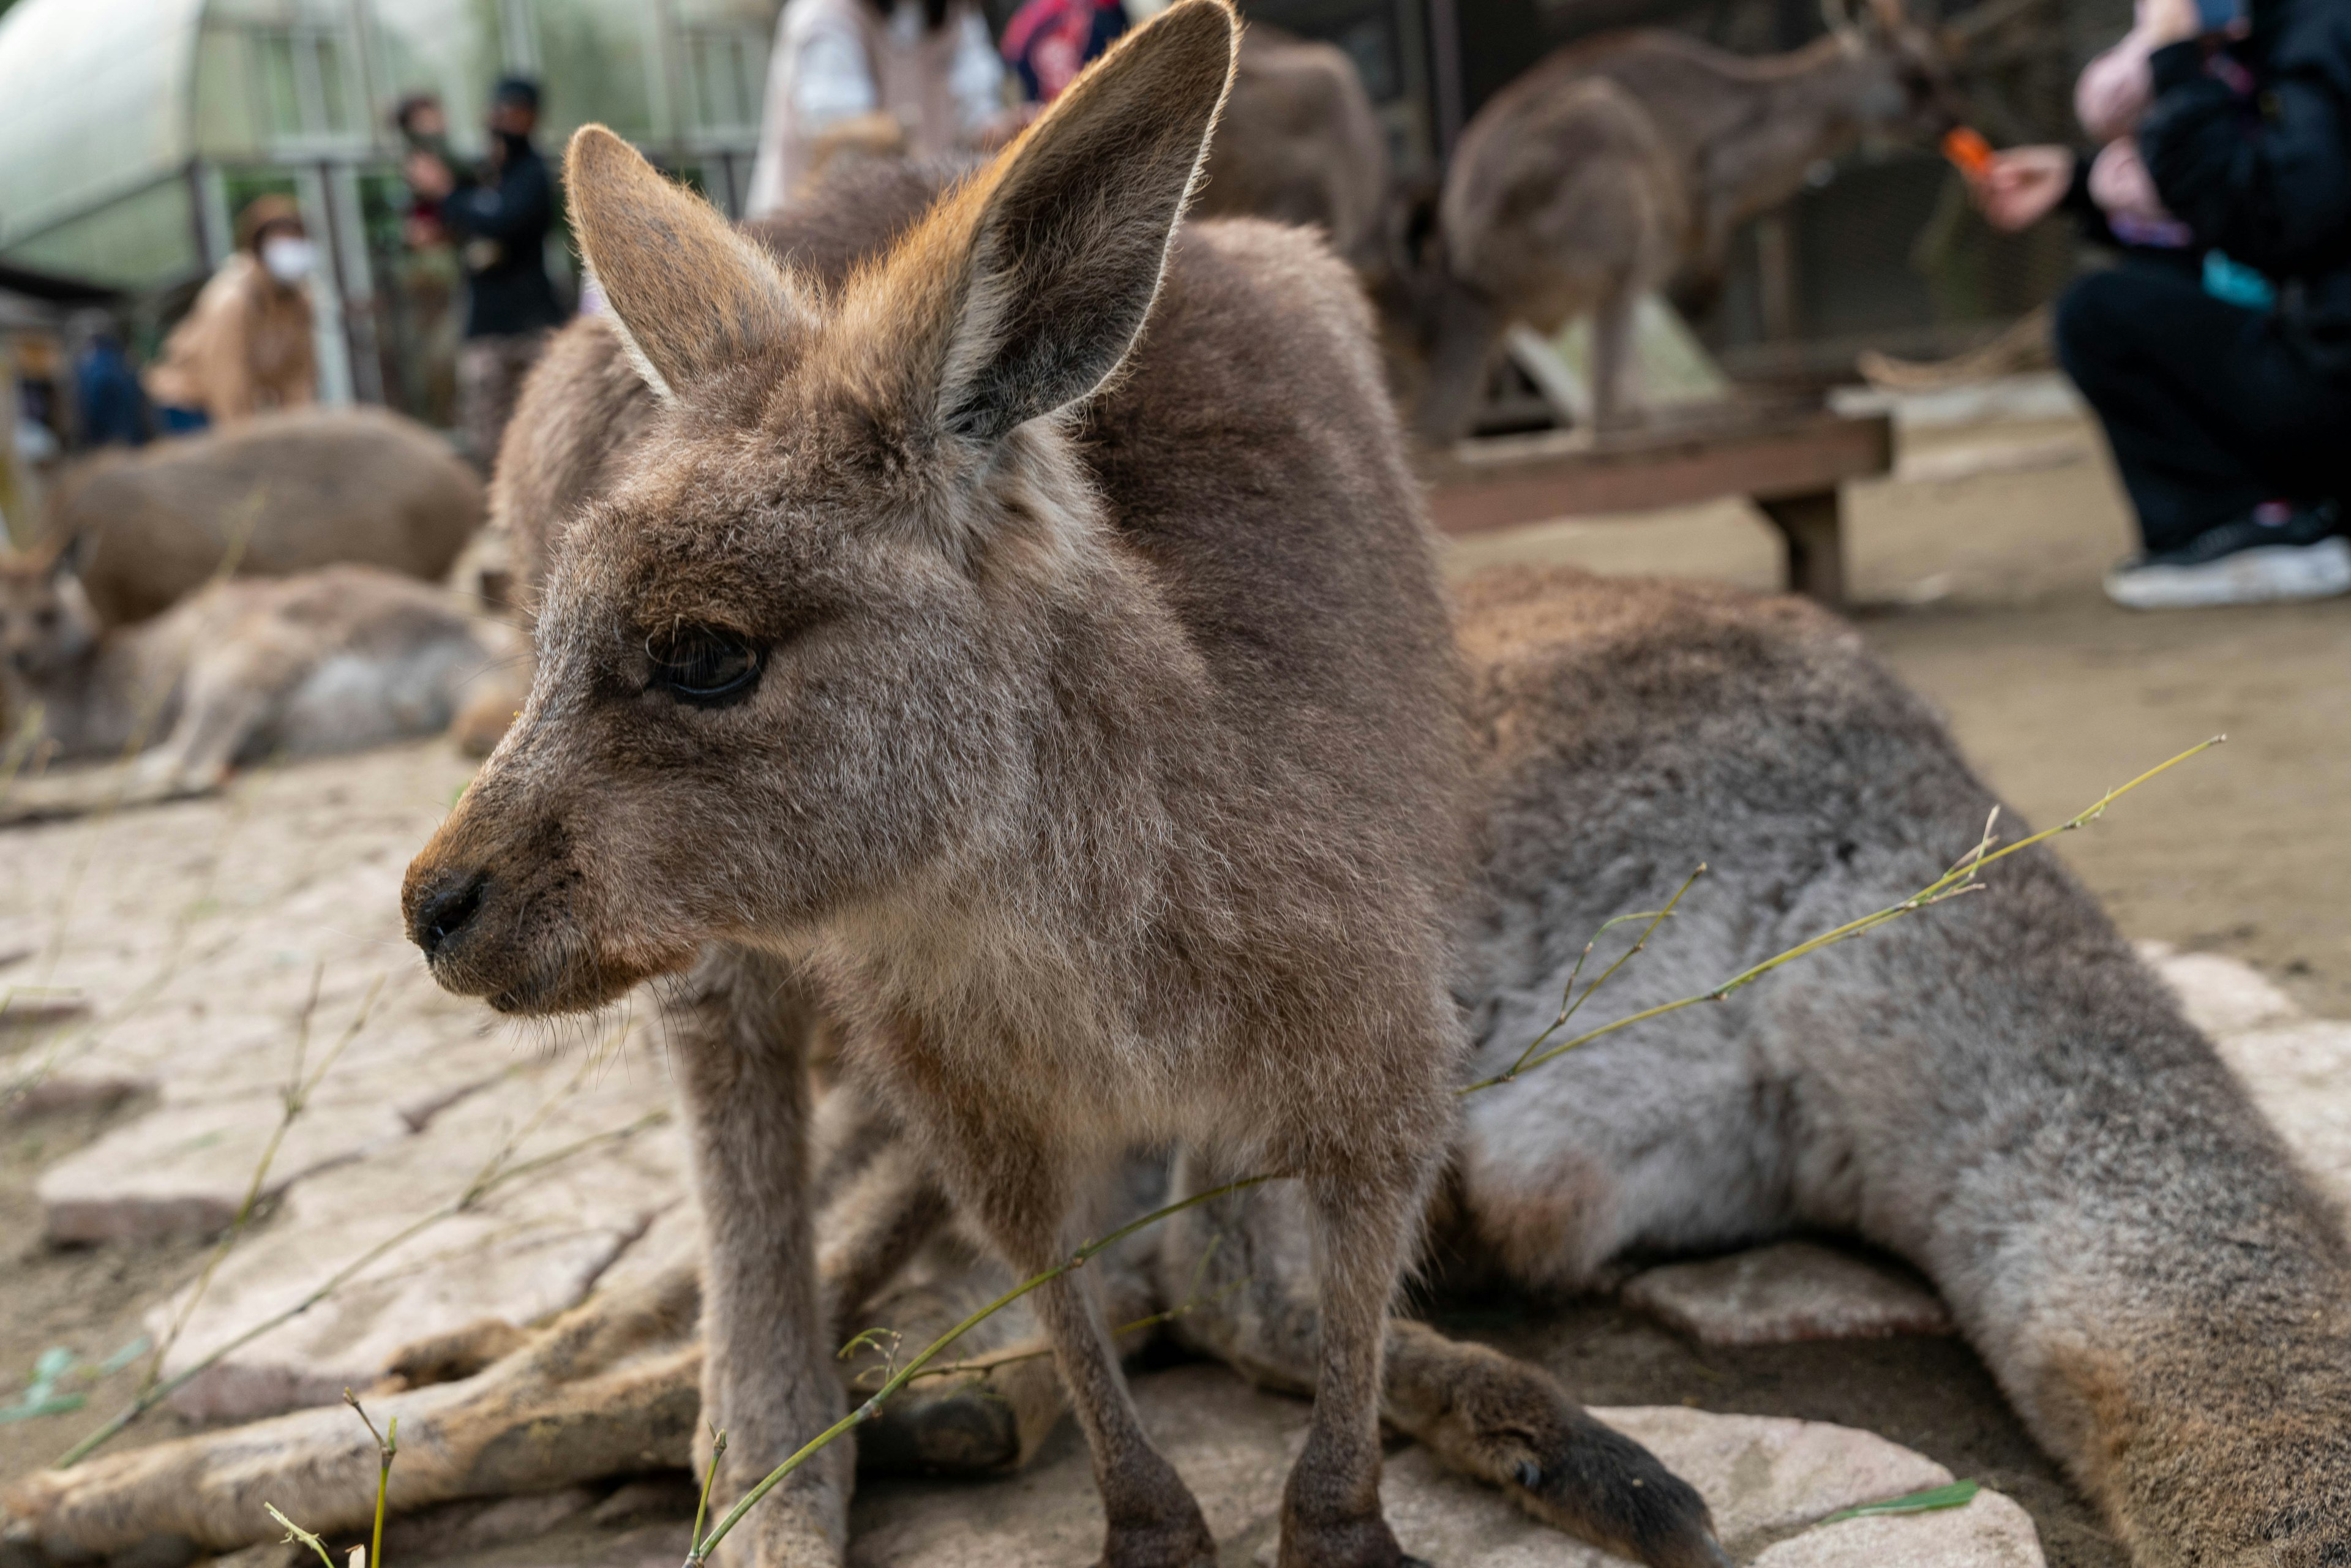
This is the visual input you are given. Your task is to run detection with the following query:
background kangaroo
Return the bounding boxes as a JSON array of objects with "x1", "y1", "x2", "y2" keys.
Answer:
[
  {"x1": 16, "y1": 566, "x2": 2350, "y2": 1568},
  {"x1": 0, "y1": 553, "x2": 518, "y2": 822},
  {"x1": 1402, "y1": 0, "x2": 1955, "y2": 438},
  {"x1": 403, "y1": 8, "x2": 1475, "y2": 1567},
  {"x1": 38, "y1": 407, "x2": 485, "y2": 628}
]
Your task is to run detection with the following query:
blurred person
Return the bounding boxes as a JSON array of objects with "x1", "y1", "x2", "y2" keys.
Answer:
[
  {"x1": 391, "y1": 92, "x2": 466, "y2": 429},
  {"x1": 142, "y1": 195, "x2": 317, "y2": 433},
  {"x1": 72, "y1": 318, "x2": 149, "y2": 448},
  {"x1": 403, "y1": 78, "x2": 564, "y2": 467},
  {"x1": 1000, "y1": 0, "x2": 1128, "y2": 103},
  {"x1": 744, "y1": 0, "x2": 1017, "y2": 216},
  {"x1": 1973, "y1": 0, "x2": 2351, "y2": 609}
]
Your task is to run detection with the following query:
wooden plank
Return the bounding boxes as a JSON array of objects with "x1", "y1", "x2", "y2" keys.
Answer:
[{"x1": 1424, "y1": 407, "x2": 1893, "y2": 538}]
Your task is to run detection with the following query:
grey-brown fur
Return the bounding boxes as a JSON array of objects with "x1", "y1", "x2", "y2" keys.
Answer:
[
  {"x1": 405, "y1": 7, "x2": 1471, "y2": 1566},
  {"x1": 0, "y1": 555, "x2": 519, "y2": 822},
  {"x1": 42, "y1": 406, "x2": 484, "y2": 626}
]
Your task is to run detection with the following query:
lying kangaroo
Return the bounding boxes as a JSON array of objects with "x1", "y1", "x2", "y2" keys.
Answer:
[
  {"x1": 42, "y1": 406, "x2": 485, "y2": 627},
  {"x1": 405, "y1": 7, "x2": 1475, "y2": 1567},
  {"x1": 1403, "y1": 0, "x2": 1954, "y2": 438},
  {"x1": 0, "y1": 552, "x2": 519, "y2": 822},
  {"x1": 14, "y1": 568, "x2": 2348, "y2": 1568}
]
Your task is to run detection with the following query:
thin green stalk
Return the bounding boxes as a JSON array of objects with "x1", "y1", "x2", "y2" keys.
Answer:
[
  {"x1": 264, "y1": 1504, "x2": 337, "y2": 1568},
  {"x1": 691, "y1": 1428, "x2": 729, "y2": 1553},
  {"x1": 343, "y1": 1390, "x2": 397, "y2": 1568}
]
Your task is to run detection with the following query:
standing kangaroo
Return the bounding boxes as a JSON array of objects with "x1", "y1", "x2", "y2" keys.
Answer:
[
  {"x1": 1405, "y1": 0, "x2": 1954, "y2": 438},
  {"x1": 403, "y1": 7, "x2": 1474, "y2": 1566}
]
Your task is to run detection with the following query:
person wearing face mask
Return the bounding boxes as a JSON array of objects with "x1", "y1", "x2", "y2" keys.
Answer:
[
  {"x1": 402, "y1": 78, "x2": 565, "y2": 468},
  {"x1": 143, "y1": 195, "x2": 319, "y2": 433}
]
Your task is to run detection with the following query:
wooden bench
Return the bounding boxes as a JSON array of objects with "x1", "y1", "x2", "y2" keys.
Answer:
[{"x1": 1421, "y1": 403, "x2": 1895, "y2": 607}]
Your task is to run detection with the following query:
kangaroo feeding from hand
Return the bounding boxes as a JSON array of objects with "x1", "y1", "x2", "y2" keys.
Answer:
[{"x1": 404, "y1": 6, "x2": 1471, "y2": 1566}]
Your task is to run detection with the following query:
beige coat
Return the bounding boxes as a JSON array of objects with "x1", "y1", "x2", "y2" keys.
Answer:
[{"x1": 144, "y1": 253, "x2": 317, "y2": 423}]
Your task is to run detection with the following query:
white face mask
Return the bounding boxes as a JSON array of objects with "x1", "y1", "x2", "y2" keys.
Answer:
[{"x1": 261, "y1": 235, "x2": 316, "y2": 283}]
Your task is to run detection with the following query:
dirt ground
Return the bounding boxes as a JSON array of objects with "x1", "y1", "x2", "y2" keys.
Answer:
[{"x1": 2, "y1": 391, "x2": 2341, "y2": 1567}]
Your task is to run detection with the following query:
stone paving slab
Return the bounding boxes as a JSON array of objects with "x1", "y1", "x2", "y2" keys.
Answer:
[{"x1": 1622, "y1": 1241, "x2": 1952, "y2": 1347}]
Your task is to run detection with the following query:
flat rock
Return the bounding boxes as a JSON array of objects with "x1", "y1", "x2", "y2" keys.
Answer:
[
  {"x1": 1750, "y1": 1488, "x2": 2044, "y2": 1566},
  {"x1": 1622, "y1": 1241, "x2": 1952, "y2": 1346},
  {"x1": 846, "y1": 1364, "x2": 2033, "y2": 1567},
  {"x1": 2211, "y1": 1018, "x2": 2351, "y2": 1203},
  {"x1": 151, "y1": 1045, "x2": 685, "y2": 1421},
  {"x1": 2137, "y1": 942, "x2": 2301, "y2": 1037},
  {"x1": 38, "y1": 1093, "x2": 411, "y2": 1244}
]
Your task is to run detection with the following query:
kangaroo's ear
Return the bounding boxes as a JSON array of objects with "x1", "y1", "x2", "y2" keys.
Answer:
[
  {"x1": 566, "y1": 126, "x2": 795, "y2": 405},
  {"x1": 909, "y1": 0, "x2": 1237, "y2": 442}
]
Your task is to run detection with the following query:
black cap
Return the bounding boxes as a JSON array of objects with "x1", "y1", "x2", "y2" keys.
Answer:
[{"x1": 492, "y1": 76, "x2": 540, "y2": 111}]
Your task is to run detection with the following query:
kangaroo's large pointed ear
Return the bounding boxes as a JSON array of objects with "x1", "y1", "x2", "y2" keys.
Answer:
[
  {"x1": 565, "y1": 126, "x2": 795, "y2": 405},
  {"x1": 906, "y1": 0, "x2": 1237, "y2": 442}
]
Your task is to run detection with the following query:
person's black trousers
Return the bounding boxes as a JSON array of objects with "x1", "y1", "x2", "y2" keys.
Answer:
[{"x1": 2053, "y1": 264, "x2": 2351, "y2": 553}]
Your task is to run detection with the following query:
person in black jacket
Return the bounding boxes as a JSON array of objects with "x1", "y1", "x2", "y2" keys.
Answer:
[
  {"x1": 1980, "y1": 0, "x2": 2351, "y2": 609},
  {"x1": 407, "y1": 78, "x2": 567, "y2": 468}
]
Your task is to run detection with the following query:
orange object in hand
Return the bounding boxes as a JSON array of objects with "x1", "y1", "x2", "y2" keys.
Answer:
[{"x1": 1943, "y1": 127, "x2": 1995, "y2": 179}]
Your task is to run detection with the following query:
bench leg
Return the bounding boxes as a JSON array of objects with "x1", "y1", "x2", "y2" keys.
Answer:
[{"x1": 1758, "y1": 488, "x2": 1846, "y2": 607}]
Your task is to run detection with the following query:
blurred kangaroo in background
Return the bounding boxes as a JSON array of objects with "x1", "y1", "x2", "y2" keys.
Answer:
[
  {"x1": 42, "y1": 406, "x2": 484, "y2": 627},
  {"x1": 400, "y1": 7, "x2": 1532, "y2": 1567},
  {"x1": 0, "y1": 551, "x2": 518, "y2": 822},
  {"x1": 1398, "y1": 0, "x2": 1957, "y2": 439},
  {"x1": 17, "y1": 568, "x2": 2351, "y2": 1568},
  {"x1": 1191, "y1": 26, "x2": 1392, "y2": 269}
]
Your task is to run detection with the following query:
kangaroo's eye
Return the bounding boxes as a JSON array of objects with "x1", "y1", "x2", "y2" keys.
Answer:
[{"x1": 646, "y1": 626, "x2": 763, "y2": 707}]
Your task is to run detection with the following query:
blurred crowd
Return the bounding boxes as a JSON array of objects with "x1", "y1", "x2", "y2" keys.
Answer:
[{"x1": 18, "y1": 0, "x2": 2351, "y2": 612}]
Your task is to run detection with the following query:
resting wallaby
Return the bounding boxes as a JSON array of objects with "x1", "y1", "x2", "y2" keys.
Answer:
[
  {"x1": 1404, "y1": 0, "x2": 1955, "y2": 438},
  {"x1": 0, "y1": 553, "x2": 519, "y2": 822},
  {"x1": 404, "y1": 7, "x2": 1482, "y2": 1567},
  {"x1": 43, "y1": 406, "x2": 485, "y2": 627},
  {"x1": 20, "y1": 566, "x2": 2350, "y2": 1568}
]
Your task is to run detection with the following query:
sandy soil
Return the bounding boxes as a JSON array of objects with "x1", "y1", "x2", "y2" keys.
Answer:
[{"x1": 2, "y1": 396, "x2": 2339, "y2": 1567}]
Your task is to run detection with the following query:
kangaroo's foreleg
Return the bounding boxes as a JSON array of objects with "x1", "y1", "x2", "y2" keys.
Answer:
[
  {"x1": 1157, "y1": 1163, "x2": 1728, "y2": 1568},
  {"x1": 669, "y1": 944, "x2": 849, "y2": 1568},
  {"x1": 1588, "y1": 278, "x2": 1641, "y2": 431}
]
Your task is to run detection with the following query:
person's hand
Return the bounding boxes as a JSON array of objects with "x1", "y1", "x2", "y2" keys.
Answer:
[
  {"x1": 1975, "y1": 146, "x2": 2075, "y2": 231},
  {"x1": 404, "y1": 149, "x2": 456, "y2": 200},
  {"x1": 2141, "y1": 0, "x2": 2202, "y2": 44}
]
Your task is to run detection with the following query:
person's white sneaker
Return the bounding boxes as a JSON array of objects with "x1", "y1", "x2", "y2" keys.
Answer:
[{"x1": 2105, "y1": 509, "x2": 2351, "y2": 610}]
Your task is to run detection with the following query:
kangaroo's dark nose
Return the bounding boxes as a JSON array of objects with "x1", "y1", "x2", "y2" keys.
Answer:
[{"x1": 411, "y1": 872, "x2": 487, "y2": 958}]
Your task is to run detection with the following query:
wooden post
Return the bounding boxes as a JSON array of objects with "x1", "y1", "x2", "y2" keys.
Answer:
[{"x1": 1757, "y1": 489, "x2": 1846, "y2": 607}]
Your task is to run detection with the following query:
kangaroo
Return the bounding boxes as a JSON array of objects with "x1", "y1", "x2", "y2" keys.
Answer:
[
  {"x1": 1401, "y1": 0, "x2": 1955, "y2": 438},
  {"x1": 400, "y1": 7, "x2": 1493, "y2": 1567},
  {"x1": 1191, "y1": 26, "x2": 1392, "y2": 270},
  {"x1": 17, "y1": 565, "x2": 2349, "y2": 1567},
  {"x1": 41, "y1": 406, "x2": 486, "y2": 628},
  {"x1": 0, "y1": 552, "x2": 520, "y2": 822}
]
